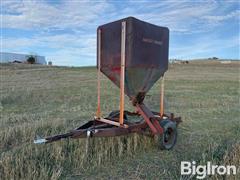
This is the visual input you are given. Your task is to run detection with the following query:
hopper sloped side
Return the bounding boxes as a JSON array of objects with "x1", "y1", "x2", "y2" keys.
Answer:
[{"x1": 101, "y1": 67, "x2": 166, "y2": 99}]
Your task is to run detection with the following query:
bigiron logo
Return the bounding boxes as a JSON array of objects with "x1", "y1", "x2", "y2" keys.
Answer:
[{"x1": 181, "y1": 161, "x2": 237, "y2": 179}]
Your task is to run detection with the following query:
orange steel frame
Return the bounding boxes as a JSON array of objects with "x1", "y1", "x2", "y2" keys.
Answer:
[
  {"x1": 96, "y1": 21, "x2": 127, "y2": 127},
  {"x1": 96, "y1": 21, "x2": 165, "y2": 133},
  {"x1": 119, "y1": 21, "x2": 126, "y2": 125},
  {"x1": 160, "y1": 76, "x2": 165, "y2": 117},
  {"x1": 96, "y1": 29, "x2": 101, "y2": 118}
]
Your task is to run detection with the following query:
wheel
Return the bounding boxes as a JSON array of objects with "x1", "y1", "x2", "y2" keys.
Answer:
[
  {"x1": 156, "y1": 120, "x2": 177, "y2": 150},
  {"x1": 107, "y1": 110, "x2": 128, "y2": 120}
]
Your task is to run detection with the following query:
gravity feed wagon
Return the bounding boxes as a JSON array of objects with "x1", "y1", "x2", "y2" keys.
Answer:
[{"x1": 34, "y1": 17, "x2": 181, "y2": 150}]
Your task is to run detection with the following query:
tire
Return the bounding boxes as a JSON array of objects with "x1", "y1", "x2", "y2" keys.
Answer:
[
  {"x1": 107, "y1": 110, "x2": 128, "y2": 120},
  {"x1": 156, "y1": 120, "x2": 177, "y2": 150}
]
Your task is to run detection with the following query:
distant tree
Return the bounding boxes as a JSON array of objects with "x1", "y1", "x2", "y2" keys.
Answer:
[
  {"x1": 48, "y1": 61, "x2": 52, "y2": 65},
  {"x1": 27, "y1": 56, "x2": 36, "y2": 64},
  {"x1": 212, "y1": 57, "x2": 219, "y2": 60}
]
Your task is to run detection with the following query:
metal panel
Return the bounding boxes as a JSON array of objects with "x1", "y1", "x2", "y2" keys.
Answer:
[{"x1": 97, "y1": 17, "x2": 169, "y2": 102}]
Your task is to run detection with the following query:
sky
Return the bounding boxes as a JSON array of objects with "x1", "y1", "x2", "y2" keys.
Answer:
[{"x1": 1, "y1": 0, "x2": 240, "y2": 66}]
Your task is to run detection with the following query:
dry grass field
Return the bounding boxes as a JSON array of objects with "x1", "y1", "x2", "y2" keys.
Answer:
[{"x1": 0, "y1": 61, "x2": 239, "y2": 179}]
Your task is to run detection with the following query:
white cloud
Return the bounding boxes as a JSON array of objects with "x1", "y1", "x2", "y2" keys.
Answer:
[
  {"x1": 2, "y1": 0, "x2": 110, "y2": 30},
  {"x1": 203, "y1": 10, "x2": 240, "y2": 23},
  {"x1": 1, "y1": 0, "x2": 239, "y2": 65},
  {"x1": 170, "y1": 35, "x2": 240, "y2": 59},
  {"x1": 2, "y1": 0, "x2": 238, "y2": 33},
  {"x1": 2, "y1": 33, "x2": 97, "y2": 66}
]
